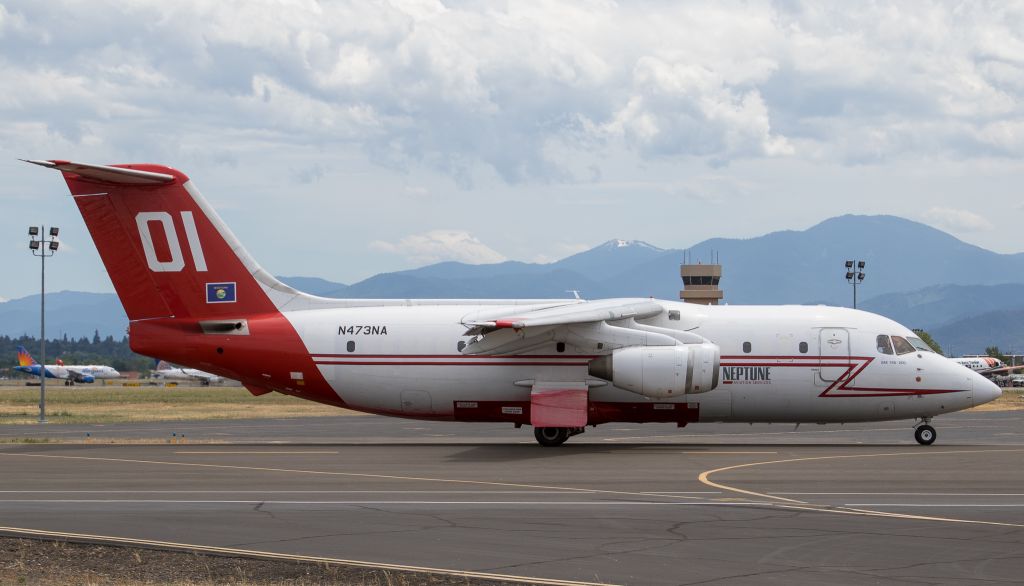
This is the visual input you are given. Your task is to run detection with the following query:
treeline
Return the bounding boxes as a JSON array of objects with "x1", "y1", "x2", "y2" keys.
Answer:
[{"x1": 0, "y1": 333, "x2": 155, "y2": 373}]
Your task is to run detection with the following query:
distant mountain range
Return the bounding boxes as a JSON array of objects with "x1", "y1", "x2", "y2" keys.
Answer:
[
  {"x1": 2, "y1": 215, "x2": 1022, "y2": 354},
  {"x1": 0, "y1": 292, "x2": 129, "y2": 341},
  {"x1": 290, "y1": 215, "x2": 1024, "y2": 305},
  {"x1": 859, "y1": 283, "x2": 1024, "y2": 331}
]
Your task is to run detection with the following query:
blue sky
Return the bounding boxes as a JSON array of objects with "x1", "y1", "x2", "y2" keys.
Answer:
[{"x1": 2, "y1": 0, "x2": 1023, "y2": 300}]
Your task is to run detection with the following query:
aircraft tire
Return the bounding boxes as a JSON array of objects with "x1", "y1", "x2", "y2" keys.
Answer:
[
  {"x1": 534, "y1": 427, "x2": 570, "y2": 447},
  {"x1": 914, "y1": 424, "x2": 936, "y2": 446}
]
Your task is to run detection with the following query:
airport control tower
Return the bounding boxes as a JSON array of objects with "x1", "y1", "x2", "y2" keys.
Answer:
[{"x1": 679, "y1": 251, "x2": 723, "y2": 305}]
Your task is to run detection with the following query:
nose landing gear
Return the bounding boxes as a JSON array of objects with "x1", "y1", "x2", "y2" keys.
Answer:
[{"x1": 914, "y1": 419, "x2": 936, "y2": 445}]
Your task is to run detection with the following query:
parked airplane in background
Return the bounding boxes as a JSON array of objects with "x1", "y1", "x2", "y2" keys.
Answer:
[
  {"x1": 952, "y1": 355, "x2": 1005, "y2": 374},
  {"x1": 14, "y1": 345, "x2": 120, "y2": 384},
  {"x1": 152, "y1": 360, "x2": 224, "y2": 385},
  {"x1": 28, "y1": 159, "x2": 1002, "y2": 446}
]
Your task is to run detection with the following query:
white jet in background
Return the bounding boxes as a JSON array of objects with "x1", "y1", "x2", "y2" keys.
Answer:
[
  {"x1": 152, "y1": 360, "x2": 225, "y2": 385},
  {"x1": 952, "y1": 355, "x2": 1005, "y2": 373},
  {"x1": 14, "y1": 345, "x2": 120, "y2": 384}
]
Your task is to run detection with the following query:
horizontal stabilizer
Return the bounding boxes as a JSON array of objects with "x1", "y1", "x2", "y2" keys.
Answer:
[{"x1": 21, "y1": 159, "x2": 175, "y2": 185}]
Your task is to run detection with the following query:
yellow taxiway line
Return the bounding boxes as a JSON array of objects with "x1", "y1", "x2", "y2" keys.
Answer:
[
  {"x1": 698, "y1": 448, "x2": 1024, "y2": 528},
  {"x1": 0, "y1": 451, "x2": 707, "y2": 501}
]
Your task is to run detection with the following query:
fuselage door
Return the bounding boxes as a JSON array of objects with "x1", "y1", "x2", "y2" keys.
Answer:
[{"x1": 818, "y1": 328, "x2": 851, "y2": 383}]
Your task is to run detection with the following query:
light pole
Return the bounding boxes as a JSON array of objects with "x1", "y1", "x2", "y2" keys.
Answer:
[
  {"x1": 845, "y1": 260, "x2": 865, "y2": 309},
  {"x1": 29, "y1": 225, "x2": 59, "y2": 424}
]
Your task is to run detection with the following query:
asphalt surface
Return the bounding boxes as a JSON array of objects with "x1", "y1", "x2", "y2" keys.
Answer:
[{"x1": 1, "y1": 411, "x2": 1023, "y2": 585}]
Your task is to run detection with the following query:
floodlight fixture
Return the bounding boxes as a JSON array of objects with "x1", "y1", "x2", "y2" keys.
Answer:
[
  {"x1": 844, "y1": 259, "x2": 866, "y2": 309},
  {"x1": 27, "y1": 224, "x2": 59, "y2": 424}
]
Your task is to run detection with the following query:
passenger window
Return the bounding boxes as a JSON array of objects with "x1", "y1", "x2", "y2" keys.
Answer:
[
  {"x1": 891, "y1": 336, "x2": 915, "y2": 355},
  {"x1": 556, "y1": 342, "x2": 566, "y2": 353},
  {"x1": 668, "y1": 310, "x2": 680, "y2": 321},
  {"x1": 799, "y1": 341, "x2": 808, "y2": 354},
  {"x1": 346, "y1": 341, "x2": 355, "y2": 353},
  {"x1": 743, "y1": 342, "x2": 752, "y2": 354},
  {"x1": 876, "y1": 335, "x2": 894, "y2": 355},
  {"x1": 457, "y1": 341, "x2": 466, "y2": 352}
]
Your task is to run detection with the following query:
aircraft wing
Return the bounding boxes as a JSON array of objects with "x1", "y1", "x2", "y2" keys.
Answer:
[
  {"x1": 463, "y1": 299, "x2": 664, "y2": 335},
  {"x1": 186, "y1": 369, "x2": 223, "y2": 383},
  {"x1": 461, "y1": 298, "x2": 707, "y2": 355},
  {"x1": 64, "y1": 368, "x2": 95, "y2": 383}
]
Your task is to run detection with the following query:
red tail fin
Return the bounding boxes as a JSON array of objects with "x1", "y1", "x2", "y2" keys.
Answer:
[
  {"x1": 30, "y1": 160, "x2": 284, "y2": 321},
  {"x1": 26, "y1": 160, "x2": 343, "y2": 409}
]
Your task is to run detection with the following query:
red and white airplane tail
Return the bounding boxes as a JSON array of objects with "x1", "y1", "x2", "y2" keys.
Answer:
[
  {"x1": 25, "y1": 160, "x2": 339, "y2": 403},
  {"x1": 26, "y1": 160, "x2": 286, "y2": 321}
]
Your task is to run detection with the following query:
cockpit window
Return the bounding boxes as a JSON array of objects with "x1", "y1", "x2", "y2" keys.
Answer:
[
  {"x1": 906, "y1": 337, "x2": 934, "y2": 353},
  {"x1": 891, "y1": 336, "x2": 916, "y2": 355},
  {"x1": 876, "y1": 335, "x2": 894, "y2": 355}
]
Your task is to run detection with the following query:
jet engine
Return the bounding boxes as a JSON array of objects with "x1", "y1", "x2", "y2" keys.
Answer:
[{"x1": 588, "y1": 343, "x2": 720, "y2": 398}]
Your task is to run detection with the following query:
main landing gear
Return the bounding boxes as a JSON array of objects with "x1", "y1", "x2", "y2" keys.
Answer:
[
  {"x1": 914, "y1": 419, "x2": 937, "y2": 445},
  {"x1": 533, "y1": 427, "x2": 585, "y2": 447}
]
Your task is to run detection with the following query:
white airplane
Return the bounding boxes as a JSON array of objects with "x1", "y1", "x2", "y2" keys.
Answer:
[
  {"x1": 14, "y1": 345, "x2": 120, "y2": 384},
  {"x1": 952, "y1": 355, "x2": 1005, "y2": 374},
  {"x1": 28, "y1": 159, "x2": 1001, "y2": 446},
  {"x1": 152, "y1": 360, "x2": 225, "y2": 385}
]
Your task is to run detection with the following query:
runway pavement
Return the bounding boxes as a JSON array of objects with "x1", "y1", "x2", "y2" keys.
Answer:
[{"x1": 1, "y1": 411, "x2": 1023, "y2": 585}]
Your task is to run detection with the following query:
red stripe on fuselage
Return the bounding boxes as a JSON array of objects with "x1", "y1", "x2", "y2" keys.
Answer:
[
  {"x1": 311, "y1": 354, "x2": 597, "y2": 359},
  {"x1": 315, "y1": 361, "x2": 592, "y2": 366}
]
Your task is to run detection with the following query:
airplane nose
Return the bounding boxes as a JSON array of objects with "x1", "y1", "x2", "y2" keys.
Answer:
[{"x1": 973, "y1": 374, "x2": 1002, "y2": 407}]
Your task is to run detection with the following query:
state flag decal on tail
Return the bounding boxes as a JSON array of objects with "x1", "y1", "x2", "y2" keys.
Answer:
[{"x1": 206, "y1": 282, "x2": 237, "y2": 304}]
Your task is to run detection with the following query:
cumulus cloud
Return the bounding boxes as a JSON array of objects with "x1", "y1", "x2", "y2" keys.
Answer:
[
  {"x1": 403, "y1": 185, "x2": 430, "y2": 198},
  {"x1": 289, "y1": 163, "x2": 326, "y2": 184},
  {"x1": 1, "y1": 0, "x2": 1023, "y2": 183},
  {"x1": 370, "y1": 230, "x2": 507, "y2": 265},
  {"x1": 923, "y1": 207, "x2": 995, "y2": 232},
  {"x1": 590, "y1": 56, "x2": 792, "y2": 162}
]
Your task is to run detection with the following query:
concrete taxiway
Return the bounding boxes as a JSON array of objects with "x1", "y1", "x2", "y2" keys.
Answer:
[{"x1": 1, "y1": 411, "x2": 1023, "y2": 585}]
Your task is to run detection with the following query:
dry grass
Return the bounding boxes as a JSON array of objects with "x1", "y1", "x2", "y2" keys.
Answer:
[
  {"x1": 1, "y1": 382, "x2": 1017, "y2": 427},
  {"x1": 0, "y1": 537, "x2": 507, "y2": 585},
  {"x1": 0, "y1": 384, "x2": 360, "y2": 425},
  {"x1": 968, "y1": 388, "x2": 1024, "y2": 412}
]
